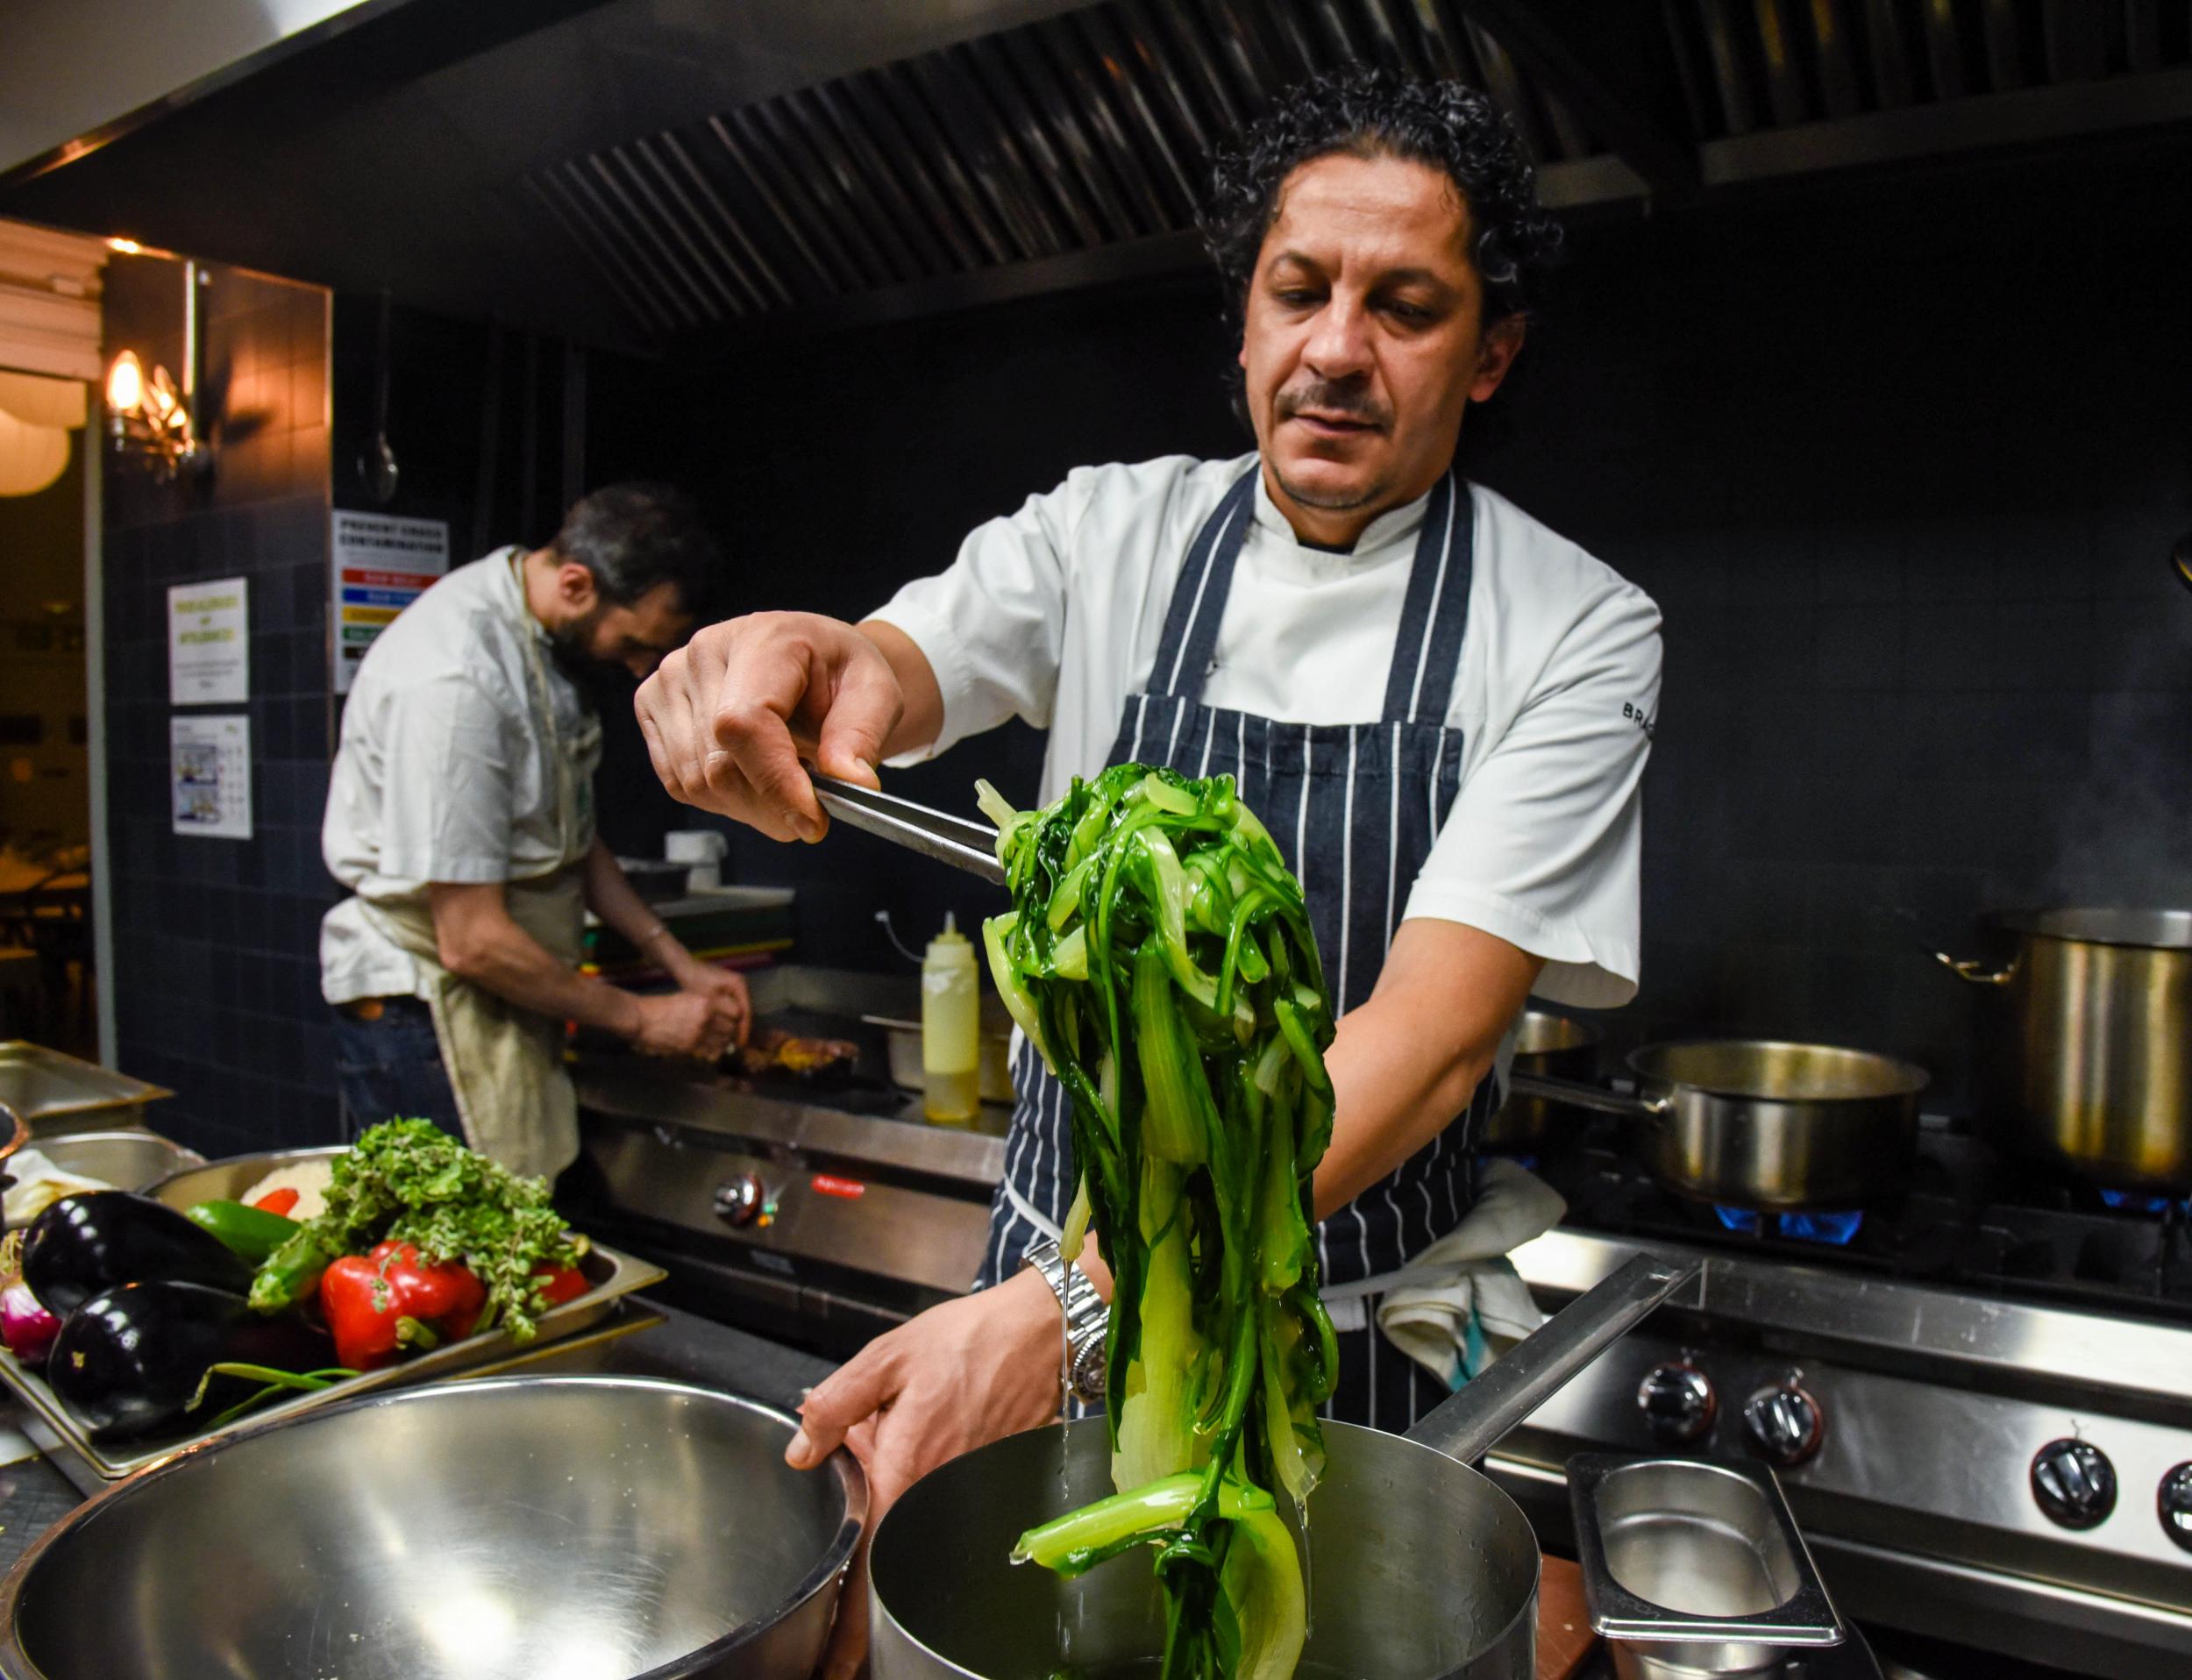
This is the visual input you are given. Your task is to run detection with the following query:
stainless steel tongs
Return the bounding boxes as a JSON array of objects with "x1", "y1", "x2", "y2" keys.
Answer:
[{"x1": 808, "y1": 771, "x2": 1007, "y2": 886}]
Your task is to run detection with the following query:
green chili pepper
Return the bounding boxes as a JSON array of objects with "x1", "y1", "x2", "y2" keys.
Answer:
[
  {"x1": 184, "y1": 1199, "x2": 302, "y2": 1264},
  {"x1": 246, "y1": 1226, "x2": 345, "y2": 1313}
]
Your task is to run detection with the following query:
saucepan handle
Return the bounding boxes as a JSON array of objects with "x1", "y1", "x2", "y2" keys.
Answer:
[
  {"x1": 1403, "y1": 1252, "x2": 1702, "y2": 1464},
  {"x1": 1505, "y1": 1070, "x2": 1671, "y2": 1119},
  {"x1": 1930, "y1": 950, "x2": 2017, "y2": 986},
  {"x1": 1890, "y1": 905, "x2": 2018, "y2": 986}
]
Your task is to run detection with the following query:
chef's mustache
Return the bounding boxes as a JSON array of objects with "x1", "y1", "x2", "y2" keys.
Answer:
[{"x1": 1276, "y1": 381, "x2": 1390, "y2": 428}]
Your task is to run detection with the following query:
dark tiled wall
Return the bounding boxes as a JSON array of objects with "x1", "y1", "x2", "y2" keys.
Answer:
[
  {"x1": 102, "y1": 254, "x2": 339, "y2": 1159},
  {"x1": 1482, "y1": 190, "x2": 2192, "y2": 1113}
]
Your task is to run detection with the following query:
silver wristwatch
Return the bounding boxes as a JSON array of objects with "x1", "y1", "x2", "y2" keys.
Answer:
[{"x1": 1020, "y1": 1235, "x2": 1108, "y2": 1404}]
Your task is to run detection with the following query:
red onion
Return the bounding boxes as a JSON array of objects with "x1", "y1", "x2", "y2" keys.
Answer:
[{"x1": 1, "y1": 1279, "x2": 60, "y2": 1365}]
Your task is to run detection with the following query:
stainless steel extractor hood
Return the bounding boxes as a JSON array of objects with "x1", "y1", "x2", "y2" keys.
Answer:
[{"x1": 3, "y1": 0, "x2": 2188, "y2": 350}]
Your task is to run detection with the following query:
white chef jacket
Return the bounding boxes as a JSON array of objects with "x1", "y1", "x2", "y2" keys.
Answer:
[
  {"x1": 319, "y1": 549, "x2": 600, "y2": 1005},
  {"x1": 872, "y1": 452, "x2": 1660, "y2": 1008}
]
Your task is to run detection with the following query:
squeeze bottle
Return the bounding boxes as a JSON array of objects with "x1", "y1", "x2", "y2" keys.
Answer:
[{"x1": 922, "y1": 913, "x2": 981, "y2": 1122}]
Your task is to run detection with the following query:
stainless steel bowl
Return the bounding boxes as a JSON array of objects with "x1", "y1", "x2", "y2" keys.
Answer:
[
  {"x1": 0, "y1": 1374, "x2": 866, "y2": 1680},
  {"x1": 19, "y1": 1128, "x2": 203, "y2": 1192},
  {"x1": 144, "y1": 1143, "x2": 344, "y2": 1211}
]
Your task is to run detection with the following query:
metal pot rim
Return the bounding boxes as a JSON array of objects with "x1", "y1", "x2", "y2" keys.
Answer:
[
  {"x1": 869, "y1": 1417, "x2": 1542, "y2": 1680},
  {"x1": 0, "y1": 1373, "x2": 869, "y2": 1680},
  {"x1": 1990, "y1": 908, "x2": 2192, "y2": 950},
  {"x1": 1625, "y1": 1039, "x2": 1930, "y2": 1101}
]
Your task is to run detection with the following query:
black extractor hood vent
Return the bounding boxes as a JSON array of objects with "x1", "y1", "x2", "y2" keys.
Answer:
[
  {"x1": 516, "y1": 0, "x2": 1631, "y2": 339},
  {"x1": 519, "y1": 0, "x2": 2192, "y2": 342}
]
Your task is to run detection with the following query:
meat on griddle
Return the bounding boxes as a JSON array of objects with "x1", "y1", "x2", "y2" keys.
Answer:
[{"x1": 738, "y1": 1028, "x2": 861, "y2": 1080}]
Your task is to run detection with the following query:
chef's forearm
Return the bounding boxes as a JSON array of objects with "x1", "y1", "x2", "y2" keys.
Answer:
[
  {"x1": 1311, "y1": 919, "x2": 1542, "y2": 1221},
  {"x1": 581, "y1": 840, "x2": 695, "y2": 974},
  {"x1": 427, "y1": 882, "x2": 642, "y2": 1037},
  {"x1": 856, "y1": 619, "x2": 945, "y2": 759}
]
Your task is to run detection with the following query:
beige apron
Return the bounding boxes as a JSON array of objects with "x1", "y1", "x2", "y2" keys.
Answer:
[{"x1": 359, "y1": 556, "x2": 601, "y2": 1179}]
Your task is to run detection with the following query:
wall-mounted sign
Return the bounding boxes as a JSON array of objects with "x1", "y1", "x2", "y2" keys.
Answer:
[
  {"x1": 167, "y1": 575, "x2": 248, "y2": 705},
  {"x1": 331, "y1": 510, "x2": 450, "y2": 694},
  {"x1": 171, "y1": 713, "x2": 251, "y2": 840}
]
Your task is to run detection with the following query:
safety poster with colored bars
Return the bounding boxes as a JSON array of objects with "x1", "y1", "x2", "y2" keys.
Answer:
[{"x1": 330, "y1": 510, "x2": 451, "y2": 694}]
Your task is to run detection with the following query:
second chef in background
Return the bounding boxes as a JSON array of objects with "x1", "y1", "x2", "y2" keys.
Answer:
[{"x1": 319, "y1": 483, "x2": 750, "y2": 1179}]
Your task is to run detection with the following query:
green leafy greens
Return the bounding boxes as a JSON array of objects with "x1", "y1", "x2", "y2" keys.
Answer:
[
  {"x1": 980, "y1": 765, "x2": 1338, "y2": 1680},
  {"x1": 251, "y1": 1119, "x2": 584, "y2": 1342}
]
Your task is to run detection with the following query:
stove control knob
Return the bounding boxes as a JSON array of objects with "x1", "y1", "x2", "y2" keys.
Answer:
[
  {"x1": 713, "y1": 1172, "x2": 765, "y2": 1228},
  {"x1": 1742, "y1": 1381, "x2": 1824, "y2": 1467},
  {"x1": 2030, "y1": 1439, "x2": 2117, "y2": 1530},
  {"x1": 2160, "y1": 1463, "x2": 2192, "y2": 1553},
  {"x1": 1637, "y1": 1362, "x2": 1717, "y2": 1445}
]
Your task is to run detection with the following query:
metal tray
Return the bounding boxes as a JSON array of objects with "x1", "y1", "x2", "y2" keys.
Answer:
[
  {"x1": 0, "y1": 1043, "x2": 170, "y2": 1131},
  {"x1": 1567, "y1": 1452, "x2": 1843, "y2": 1648},
  {"x1": 0, "y1": 1155, "x2": 667, "y2": 1482}
]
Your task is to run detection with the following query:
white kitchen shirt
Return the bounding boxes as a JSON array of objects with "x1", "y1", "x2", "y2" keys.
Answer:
[
  {"x1": 872, "y1": 452, "x2": 1661, "y2": 1008},
  {"x1": 319, "y1": 549, "x2": 601, "y2": 1004}
]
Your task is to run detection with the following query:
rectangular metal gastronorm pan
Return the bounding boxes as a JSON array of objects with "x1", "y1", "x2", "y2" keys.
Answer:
[
  {"x1": 1568, "y1": 1453, "x2": 1843, "y2": 1648},
  {"x1": 0, "y1": 1234, "x2": 665, "y2": 1484},
  {"x1": 0, "y1": 1043, "x2": 170, "y2": 1130}
]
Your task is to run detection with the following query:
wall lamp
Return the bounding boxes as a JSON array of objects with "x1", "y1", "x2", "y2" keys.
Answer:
[
  {"x1": 104, "y1": 257, "x2": 211, "y2": 481},
  {"x1": 105, "y1": 350, "x2": 209, "y2": 481}
]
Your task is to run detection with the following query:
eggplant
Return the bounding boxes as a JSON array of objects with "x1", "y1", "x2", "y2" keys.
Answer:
[
  {"x1": 46, "y1": 1280, "x2": 334, "y2": 1442},
  {"x1": 21, "y1": 1192, "x2": 253, "y2": 1317}
]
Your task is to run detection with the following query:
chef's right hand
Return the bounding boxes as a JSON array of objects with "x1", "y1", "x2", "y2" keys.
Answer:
[
  {"x1": 786, "y1": 1268, "x2": 1064, "y2": 1680},
  {"x1": 627, "y1": 989, "x2": 739, "y2": 1060},
  {"x1": 636, "y1": 612, "x2": 905, "y2": 842}
]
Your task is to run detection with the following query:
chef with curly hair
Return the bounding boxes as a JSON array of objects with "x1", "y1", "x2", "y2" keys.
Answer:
[{"x1": 634, "y1": 68, "x2": 1661, "y2": 1673}]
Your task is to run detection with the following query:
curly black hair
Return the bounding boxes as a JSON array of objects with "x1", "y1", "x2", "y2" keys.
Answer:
[{"x1": 1199, "y1": 68, "x2": 1562, "y2": 335}]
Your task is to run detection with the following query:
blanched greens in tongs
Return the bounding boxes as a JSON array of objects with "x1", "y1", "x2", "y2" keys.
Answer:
[{"x1": 979, "y1": 764, "x2": 1340, "y2": 1680}]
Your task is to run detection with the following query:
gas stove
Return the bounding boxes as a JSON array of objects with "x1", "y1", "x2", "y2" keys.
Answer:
[{"x1": 1492, "y1": 1118, "x2": 2192, "y2": 1678}]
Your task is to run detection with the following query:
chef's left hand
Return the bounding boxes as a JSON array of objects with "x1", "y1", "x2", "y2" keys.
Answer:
[
  {"x1": 668, "y1": 958, "x2": 751, "y2": 1049},
  {"x1": 786, "y1": 1269, "x2": 1063, "y2": 1680}
]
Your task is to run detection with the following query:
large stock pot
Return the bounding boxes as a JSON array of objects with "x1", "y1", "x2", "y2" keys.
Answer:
[{"x1": 1935, "y1": 908, "x2": 2192, "y2": 1193}]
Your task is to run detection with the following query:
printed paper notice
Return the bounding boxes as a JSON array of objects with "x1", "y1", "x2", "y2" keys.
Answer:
[
  {"x1": 171, "y1": 714, "x2": 252, "y2": 840},
  {"x1": 331, "y1": 510, "x2": 451, "y2": 694},
  {"x1": 168, "y1": 575, "x2": 249, "y2": 704}
]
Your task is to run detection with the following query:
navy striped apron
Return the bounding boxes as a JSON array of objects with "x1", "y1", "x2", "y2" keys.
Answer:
[{"x1": 974, "y1": 466, "x2": 1498, "y2": 1434}]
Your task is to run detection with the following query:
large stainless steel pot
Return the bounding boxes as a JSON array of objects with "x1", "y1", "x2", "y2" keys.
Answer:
[
  {"x1": 0, "y1": 1374, "x2": 866, "y2": 1680},
  {"x1": 1936, "y1": 908, "x2": 2192, "y2": 1193},
  {"x1": 870, "y1": 1253, "x2": 1700, "y2": 1679},
  {"x1": 1508, "y1": 1041, "x2": 1927, "y2": 1211},
  {"x1": 1481, "y1": 1008, "x2": 1604, "y2": 1151}
]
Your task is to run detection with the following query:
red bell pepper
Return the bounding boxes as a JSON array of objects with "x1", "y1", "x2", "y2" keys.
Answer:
[
  {"x1": 252, "y1": 1187, "x2": 301, "y2": 1217},
  {"x1": 532, "y1": 1264, "x2": 589, "y2": 1307},
  {"x1": 317, "y1": 1241, "x2": 488, "y2": 1371}
]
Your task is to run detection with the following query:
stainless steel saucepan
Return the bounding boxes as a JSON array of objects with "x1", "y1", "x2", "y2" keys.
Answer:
[
  {"x1": 1481, "y1": 1008, "x2": 1605, "y2": 1152},
  {"x1": 1507, "y1": 1040, "x2": 1928, "y2": 1211},
  {"x1": 870, "y1": 1252, "x2": 1700, "y2": 1679}
]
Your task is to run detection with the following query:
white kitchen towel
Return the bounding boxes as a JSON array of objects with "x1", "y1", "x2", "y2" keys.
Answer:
[{"x1": 1322, "y1": 1157, "x2": 1567, "y2": 1390}]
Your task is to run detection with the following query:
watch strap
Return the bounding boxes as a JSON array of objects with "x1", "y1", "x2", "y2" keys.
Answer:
[{"x1": 1020, "y1": 1236, "x2": 1109, "y2": 1403}]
